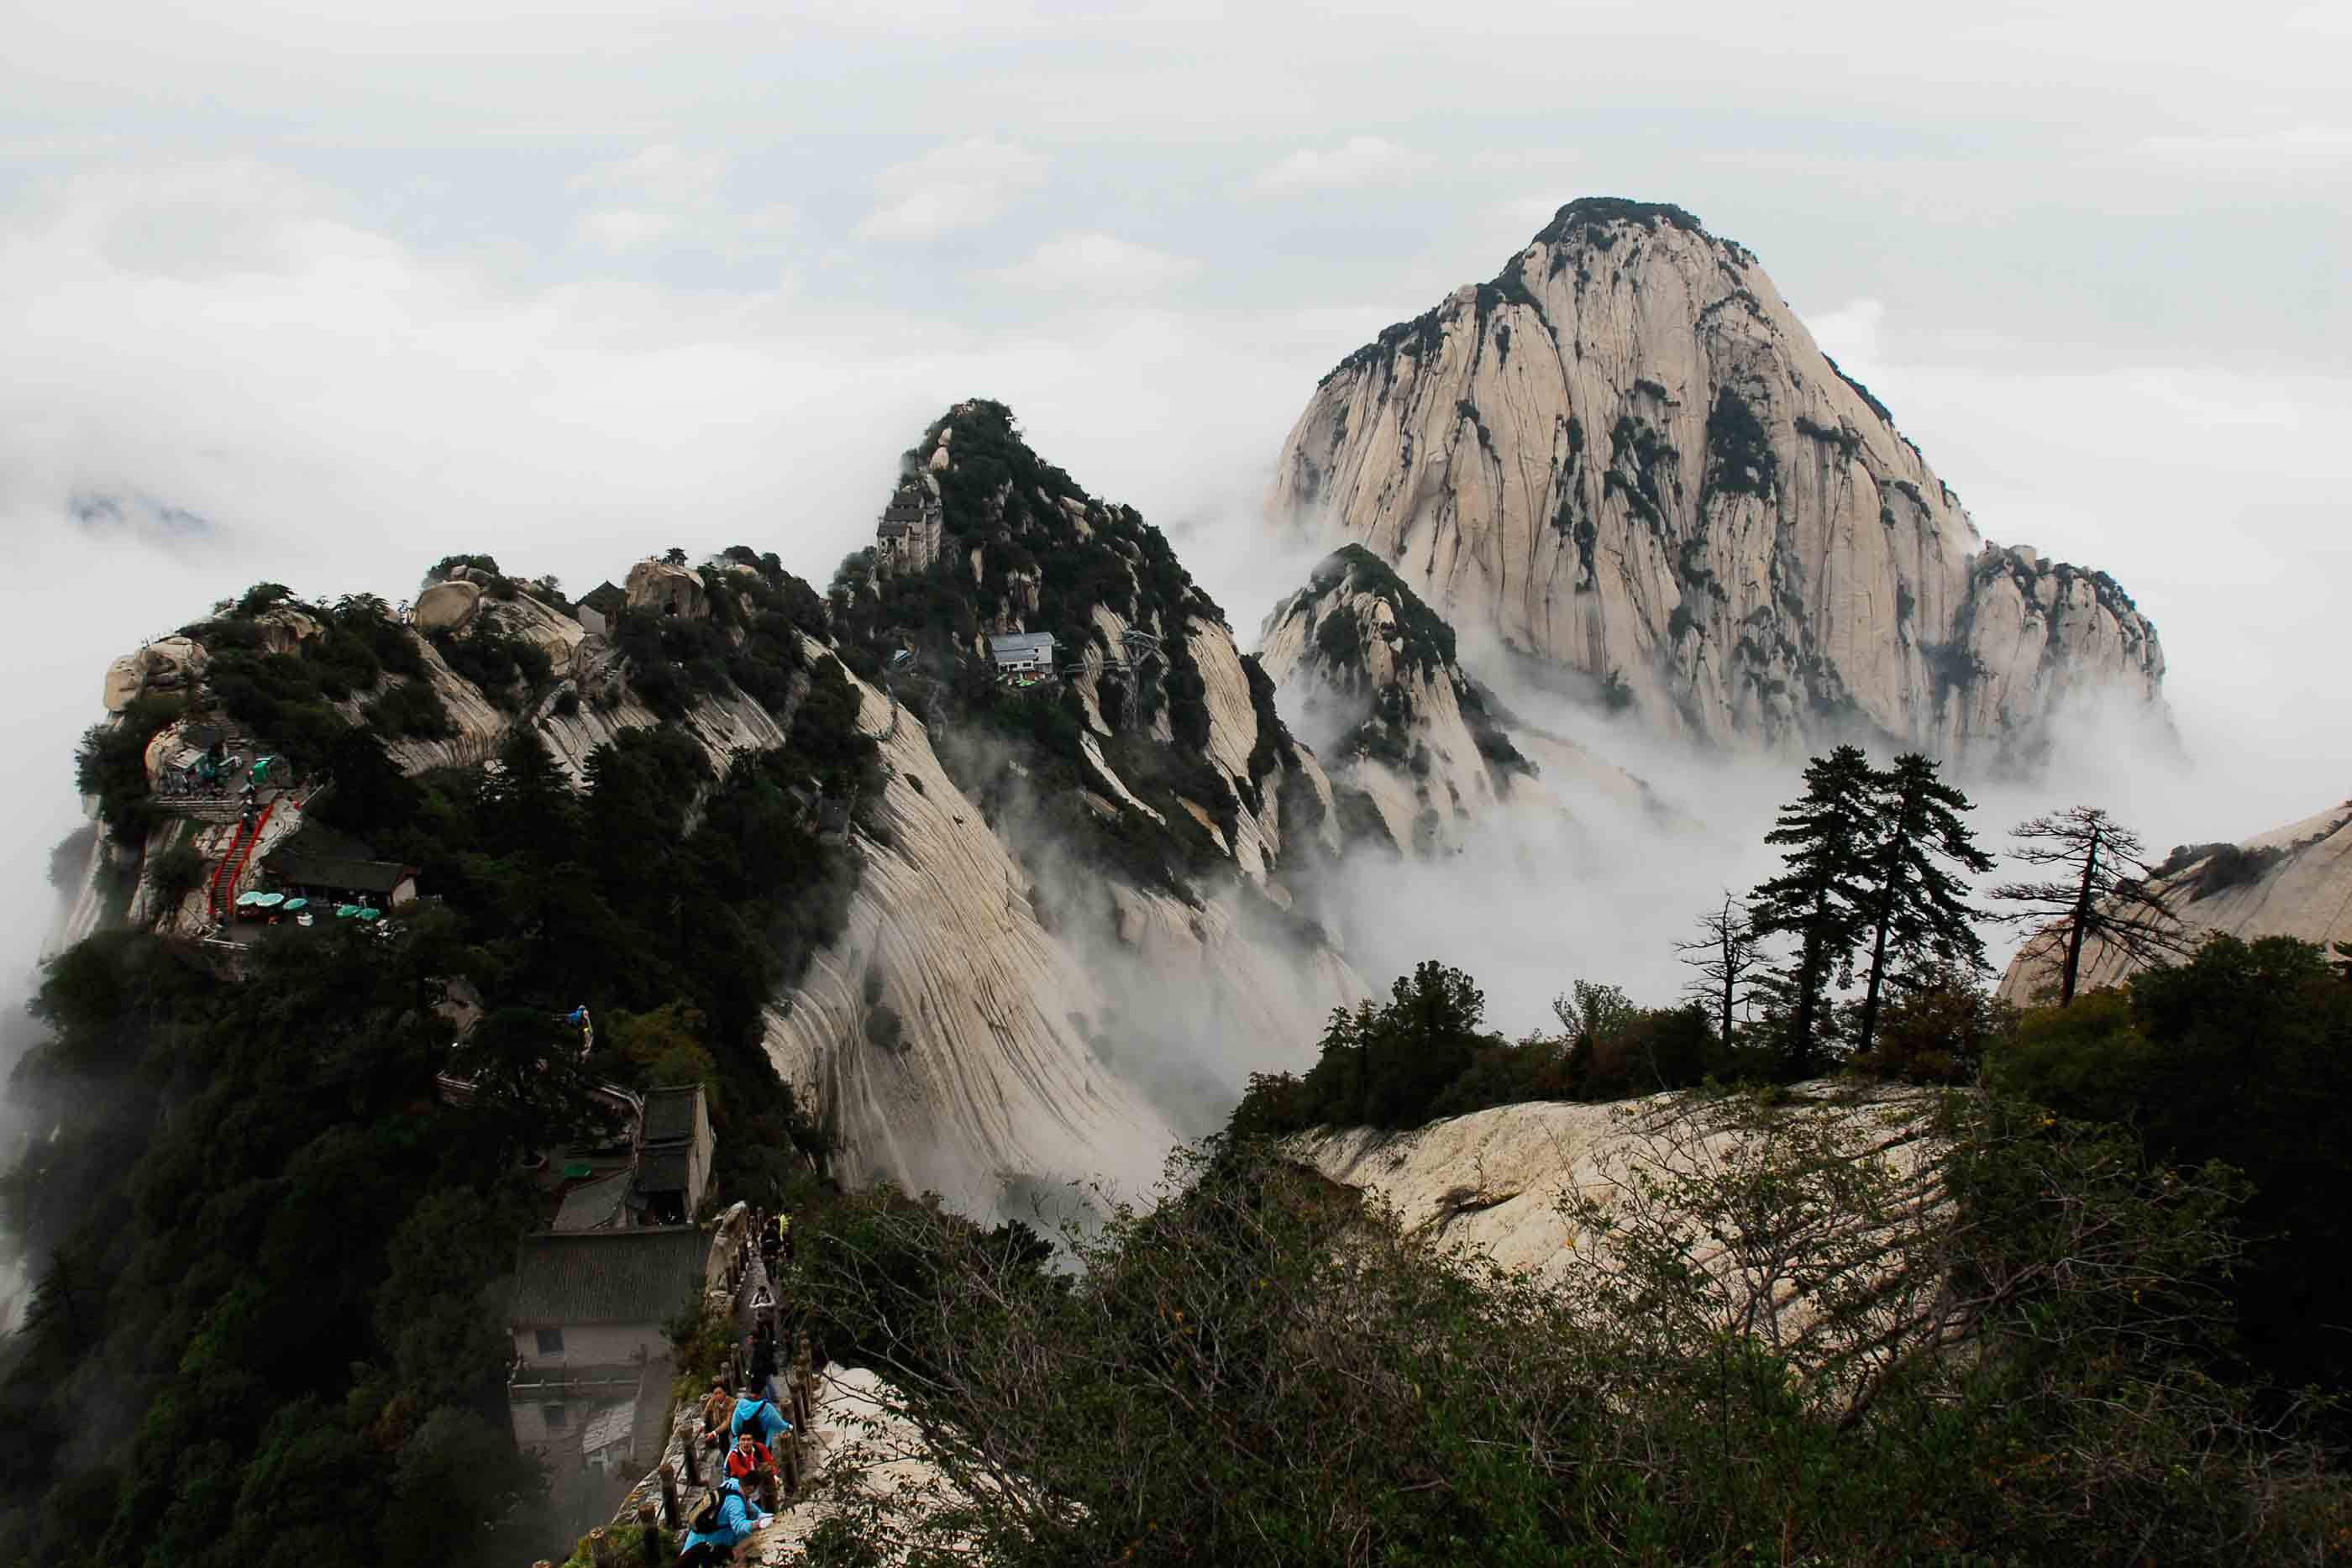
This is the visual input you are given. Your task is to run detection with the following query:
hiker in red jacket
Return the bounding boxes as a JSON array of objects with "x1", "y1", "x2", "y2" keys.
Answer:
[{"x1": 727, "y1": 1430, "x2": 778, "y2": 1511}]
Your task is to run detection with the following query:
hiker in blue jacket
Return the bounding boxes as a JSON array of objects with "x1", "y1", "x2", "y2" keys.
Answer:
[
  {"x1": 730, "y1": 1385, "x2": 791, "y2": 1447},
  {"x1": 677, "y1": 1475, "x2": 768, "y2": 1562}
]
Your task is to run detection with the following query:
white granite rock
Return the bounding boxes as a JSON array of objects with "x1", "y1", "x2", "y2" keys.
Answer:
[
  {"x1": 1998, "y1": 799, "x2": 2352, "y2": 1002},
  {"x1": 1268, "y1": 202, "x2": 2165, "y2": 761},
  {"x1": 627, "y1": 559, "x2": 710, "y2": 620},
  {"x1": 412, "y1": 579, "x2": 483, "y2": 632}
]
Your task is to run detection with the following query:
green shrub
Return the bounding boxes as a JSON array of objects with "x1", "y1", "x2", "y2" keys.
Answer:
[
  {"x1": 1703, "y1": 385, "x2": 1777, "y2": 501},
  {"x1": 363, "y1": 678, "x2": 454, "y2": 740},
  {"x1": 73, "y1": 693, "x2": 185, "y2": 844},
  {"x1": 143, "y1": 841, "x2": 207, "y2": 911}
]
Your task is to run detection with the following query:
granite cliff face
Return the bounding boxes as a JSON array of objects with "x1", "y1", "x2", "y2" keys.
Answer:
[
  {"x1": 59, "y1": 404, "x2": 1367, "y2": 1215},
  {"x1": 1270, "y1": 198, "x2": 2165, "y2": 763},
  {"x1": 1998, "y1": 799, "x2": 2352, "y2": 1003},
  {"x1": 1257, "y1": 544, "x2": 1661, "y2": 852}
]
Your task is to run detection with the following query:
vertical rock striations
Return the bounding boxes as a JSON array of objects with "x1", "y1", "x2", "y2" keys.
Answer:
[
  {"x1": 1259, "y1": 544, "x2": 1667, "y2": 852},
  {"x1": 1270, "y1": 197, "x2": 2165, "y2": 763},
  {"x1": 62, "y1": 403, "x2": 1370, "y2": 1215}
]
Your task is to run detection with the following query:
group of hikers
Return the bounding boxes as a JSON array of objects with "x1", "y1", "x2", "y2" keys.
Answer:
[
  {"x1": 674, "y1": 1210, "x2": 800, "y2": 1565},
  {"x1": 677, "y1": 1370, "x2": 794, "y2": 1560}
]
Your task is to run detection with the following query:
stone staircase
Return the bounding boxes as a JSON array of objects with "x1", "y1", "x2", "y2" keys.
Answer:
[{"x1": 206, "y1": 801, "x2": 273, "y2": 921}]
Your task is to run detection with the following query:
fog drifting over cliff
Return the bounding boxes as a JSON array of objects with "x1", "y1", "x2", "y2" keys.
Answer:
[{"x1": 3, "y1": 0, "x2": 2345, "y2": 1073}]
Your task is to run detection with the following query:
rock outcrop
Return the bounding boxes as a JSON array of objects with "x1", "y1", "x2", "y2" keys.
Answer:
[
  {"x1": 412, "y1": 579, "x2": 482, "y2": 632},
  {"x1": 101, "y1": 634, "x2": 207, "y2": 712},
  {"x1": 1269, "y1": 197, "x2": 2165, "y2": 763},
  {"x1": 626, "y1": 559, "x2": 709, "y2": 619},
  {"x1": 1998, "y1": 799, "x2": 2352, "y2": 1002},
  {"x1": 1287, "y1": 1086, "x2": 1940, "y2": 1345},
  {"x1": 1259, "y1": 545, "x2": 1666, "y2": 851},
  {"x1": 60, "y1": 402, "x2": 1373, "y2": 1216}
]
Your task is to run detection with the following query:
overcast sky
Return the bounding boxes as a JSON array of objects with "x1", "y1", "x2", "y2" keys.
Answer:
[{"x1": 1, "y1": 0, "x2": 2345, "y2": 993}]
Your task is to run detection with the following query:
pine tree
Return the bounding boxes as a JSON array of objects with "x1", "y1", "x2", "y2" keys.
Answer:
[
  {"x1": 1853, "y1": 753, "x2": 1994, "y2": 1057},
  {"x1": 1987, "y1": 805, "x2": 2187, "y2": 1004},
  {"x1": 1749, "y1": 745, "x2": 1879, "y2": 1078},
  {"x1": 1673, "y1": 892, "x2": 1764, "y2": 1052},
  {"x1": 482, "y1": 725, "x2": 576, "y2": 865}
]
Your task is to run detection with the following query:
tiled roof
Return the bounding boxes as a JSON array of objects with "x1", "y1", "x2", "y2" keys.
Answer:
[
  {"x1": 265, "y1": 854, "x2": 413, "y2": 895},
  {"x1": 989, "y1": 632, "x2": 1057, "y2": 664},
  {"x1": 633, "y1": 1147, "x2": 692, "y2": 1198},
  {"x1": 509, "y1": 1225, "x2": 707, "y2": 1326},
  {"x1": 552, "y1": 1169, "x2": 633, "y2": 1232},
  {"x1": 641, "y1": 1085, "x2": 703, "y2": 1147}
]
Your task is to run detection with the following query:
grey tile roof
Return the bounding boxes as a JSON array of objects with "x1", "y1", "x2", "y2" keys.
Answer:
[
  {"x1": 641, "y1": 1085, "x2": 702, "y2": 1147},
  {"x1": 633, "y1": 1148, "x2": 692, "y2": 1198},
  {"x1": 552, "y1": 1169, "x2": 633, "y2": 1232},
  {"x1": 989, "y1": 632, "x2": 1057, "y2": 665},
  {"x1": 265, "y1": 853, "x2": 413, "y2": 895},
  {"x1": 510, "y1": 1225, "x2": 707, "y2": 1326}
]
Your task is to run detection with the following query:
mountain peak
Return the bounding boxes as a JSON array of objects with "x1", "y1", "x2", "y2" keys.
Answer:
[
  {"x1": 1273, "y1": 206, "x2": 2165, "y2": 764},
  {"x1": 1527, "y1": 195, "x2": 1709, "y2": 246}
]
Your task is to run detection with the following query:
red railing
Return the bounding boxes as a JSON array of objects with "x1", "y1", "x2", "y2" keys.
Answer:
[{"x1": 206, "y1": 800, "x2": 276, "y2": 922}]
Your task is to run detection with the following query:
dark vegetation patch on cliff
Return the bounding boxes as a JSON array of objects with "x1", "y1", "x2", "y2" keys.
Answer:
[
  {"x1": 1703, "y1": 386, "x2": 1778, "y2": 503},
  {"x1": 1530, "y1": 196, "x2": 1706, "y2": 246},
  {"x1": 1822, "y1": 352, "x2": 1896, "y2": 427},
  {"x1": 833, "y1": 401, "x2": 1335, "y2": 889},
  {"x1": 16, "y1": 626, "x2": 878, "y2": 1565}
]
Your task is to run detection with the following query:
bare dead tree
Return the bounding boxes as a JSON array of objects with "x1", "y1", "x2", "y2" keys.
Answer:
[
  {"x1": 1672, "y1": 892, "x2": 1766, "y2": 1050},
  {"x1": 1988, "y1": 806, "x2": 2191, "y2": 1004}
]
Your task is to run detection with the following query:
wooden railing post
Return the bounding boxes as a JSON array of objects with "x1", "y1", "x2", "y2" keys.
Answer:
[
  {"x1": 659, "y1": 1460, "x2": 680, "y2": 1529},
  {"x1": 636, "y1": 1503, "x2": 662, "y2": 1566},
  {"x1": 677, "y1": 1418, "x2": 701, "y2": 1487},
  {"x1": 586, "y1": 1525, "x2": 612, "y2": 1567}
]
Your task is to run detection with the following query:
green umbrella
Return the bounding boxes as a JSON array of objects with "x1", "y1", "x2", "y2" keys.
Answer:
[
  {"x1": 251, "y1": 892, "x2": 285, "y2": 909},
  {"x1": 234, "y1": 891, "x2": 265, "y2": 908},
  {"x1": 355, "y1": 908, "x2": 381, "y2": 923},
  {"x1": 281, "y1": 899, "x2": 308, "y2": 913},
  {"x1": 335, "y1": 904, "x2": 362, "y2": 919}
]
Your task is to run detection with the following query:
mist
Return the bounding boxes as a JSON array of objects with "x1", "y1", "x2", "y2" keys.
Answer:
[{"x1": 3, "y1": 0, "x2": 2345, "y2": 1235}]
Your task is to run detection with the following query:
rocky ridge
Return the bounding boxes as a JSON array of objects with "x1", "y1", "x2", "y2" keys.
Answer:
[
  {"x1": 60, "y1": 404, "x2": 1369, "y2": 1214},
  {"x1": 1285, "y1": 1085, "x2": 1940, "y2": 1352},
  {"x1": 1257, "y1": 544, "x2": 1660, "y2": 851},
  {"x1": 1998, "y1": 798, "x2": 2352, "y2": 1002},
  {"x1": 1269, "y1": 197, "x2": 2165, "y2": 764}
]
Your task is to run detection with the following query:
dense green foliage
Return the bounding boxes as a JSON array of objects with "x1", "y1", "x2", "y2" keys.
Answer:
[
  {"x1": 1232, "y1": 962, "x2": 1725, "y2": 1138},
  {"x1": 1530, "y1": 195, "x2": 1707, "y2": 245},
  {"x1": 185, "y1": 595, "x2": 439, "y2": 767},
  {"x1": 1701, "y1": 385, "x2": 1777, "y2": 501},
  {"x1": 1992, "y1": 933, "x2": 2352, "y2": 1397},
  {"x1": 13, "y1": 540, "x2": 881, "y2": 1566},
  {"x1": 73, "y1": 692, "x2": 187, "y2": 845},
  {"x1": 791, "y1": 1103, "x2": 2344, "y2": 1565},
  {"x1": 0, "y1": 929, "x2": 549, "y2": 1568}
]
